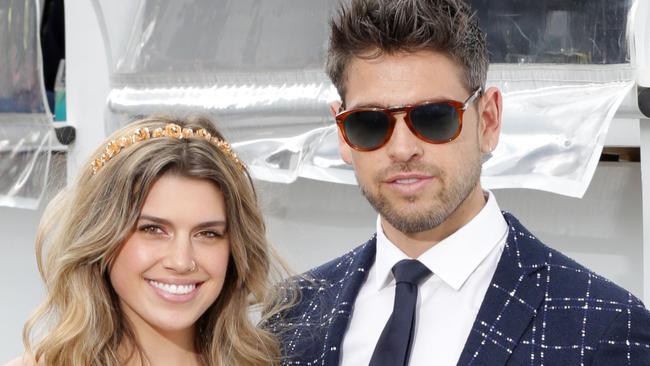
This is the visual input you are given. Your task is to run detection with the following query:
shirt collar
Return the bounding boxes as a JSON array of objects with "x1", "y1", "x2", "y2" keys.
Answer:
[{"x1": 374, "y1": 190, "x2": 508, "y2": 291}]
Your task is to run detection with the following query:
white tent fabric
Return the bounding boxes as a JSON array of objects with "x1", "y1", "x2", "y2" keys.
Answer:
[
  {"x1": 97, "y1": 0, "x2": 638, "y2": 198},
  {"x1": 0, "y1": 1, "x2": 53, "y2": 209}
]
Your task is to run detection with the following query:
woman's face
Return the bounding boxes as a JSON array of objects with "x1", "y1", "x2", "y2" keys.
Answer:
[{"x1": 110, "y1": 174, "x2": 230, "y2": 335}]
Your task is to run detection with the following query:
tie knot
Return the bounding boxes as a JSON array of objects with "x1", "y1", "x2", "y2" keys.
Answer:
[{"x1": 392, "y1": 259, "x2": 431, "y2": 286}]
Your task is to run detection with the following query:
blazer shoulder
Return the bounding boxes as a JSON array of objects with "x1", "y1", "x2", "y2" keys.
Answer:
[
  {"x1": 543, "y1": 239, "x2": 650, "y2": 364},
  {"x1": 270, "y1": 236, "x2": 374, "y2": 304},
  {"x1": 265, "y1": 236, "x2": 376, "y2": 360},
  {"x1": 304, "y1": 236, "x2": 375, "y2": 282},
  {"x1": 505, "y1": 212, "x2": 645, "y2": 308},
  {"x1": 540, "y1": 236, "x2": 642, "y2": 307}
]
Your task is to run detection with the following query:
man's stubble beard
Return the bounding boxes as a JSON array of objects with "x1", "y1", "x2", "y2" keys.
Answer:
[{"x1": 359, "y1": 154, "x2": 482, "y2": 234}]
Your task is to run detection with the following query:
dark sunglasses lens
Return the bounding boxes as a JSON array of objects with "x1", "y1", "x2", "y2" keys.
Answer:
[
  {"x1": 343, "y1": 111, "x2": 391, "y2": 149},
  {"x1": 410, "y1": 103, "x2": 460, "y2": 142}
]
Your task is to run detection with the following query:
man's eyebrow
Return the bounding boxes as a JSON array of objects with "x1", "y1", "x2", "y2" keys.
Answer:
[
  {"x1": 347, "y1": 102, "x2": 388, "y2": 109},
  {"x1": 347, "y1": 97, "x2": 450, "y2": 110}
]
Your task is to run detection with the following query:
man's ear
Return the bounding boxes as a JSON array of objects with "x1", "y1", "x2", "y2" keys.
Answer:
[
  {"x1": 330, "y1": 101, "x2": 353, "y2": 165},
  {"x1": 329, "y1": 101, "x2": 341, "y2": 118},
  {"x1": 478, "y1": 87, "x2": 502, "y2": 154}
]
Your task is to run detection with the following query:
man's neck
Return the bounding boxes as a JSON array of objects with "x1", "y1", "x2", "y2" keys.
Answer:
[{"x1": 381, "y1": 185, "x2": 487, "y2": 258}]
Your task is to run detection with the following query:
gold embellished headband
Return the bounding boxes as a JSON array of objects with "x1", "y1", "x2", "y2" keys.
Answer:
[{"x1": 91, "y1": 123, "x2": 244, "y2": 175}]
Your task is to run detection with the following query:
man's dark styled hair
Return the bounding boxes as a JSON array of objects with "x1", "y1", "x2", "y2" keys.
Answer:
[{"x1": 326, "y1": 0, "x2": 488, "y2": 102}]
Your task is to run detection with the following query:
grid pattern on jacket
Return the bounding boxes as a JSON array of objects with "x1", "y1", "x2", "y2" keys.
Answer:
[{"x1": 268, "y1": 213, "x2": 650, "y2": 366}]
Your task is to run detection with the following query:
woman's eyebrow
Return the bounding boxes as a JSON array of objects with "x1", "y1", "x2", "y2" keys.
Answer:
[
  {"x1": 194, "y1": 221, "x2": 227, "y2": 230},
  {"x1": 138, "y1": 214, "x2": 171, "y2": 226},
  {"x1": 139, "y1": 215, "x2": 227, "y2": 229}
]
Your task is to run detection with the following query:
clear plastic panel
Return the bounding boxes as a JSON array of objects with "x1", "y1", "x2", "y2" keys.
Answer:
[
  {"x1": 99, "y1": 0, "x2": 637, "y2": 198},
  {"x1": 115, "y1": 0, "x2": 332, "y2": 74},
  {"x1": 484, "y1": 65, "x2": 634, "y2": 197},
  {"x1": 471, "y1": 0, "x2": 632, "y2": 64},
  {"x1": 0, "y1": 0, "x2": 47, "y2": 114},
  {"x1": 0, "y1": 0, "x2": 53, "y2": 209}
]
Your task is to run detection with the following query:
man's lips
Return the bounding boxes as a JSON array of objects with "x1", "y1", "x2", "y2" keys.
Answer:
[
  {"x1": 383, "y1": 173, "x2": 435, "y2": 193},
  {"x1": 385, "y1": 173, "x2": 433, "y2": 184}
]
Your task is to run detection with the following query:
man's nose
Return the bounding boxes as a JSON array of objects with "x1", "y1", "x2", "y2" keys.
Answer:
[{"x1": 385, "y1": 113, "x2": 423, "y2": 162}]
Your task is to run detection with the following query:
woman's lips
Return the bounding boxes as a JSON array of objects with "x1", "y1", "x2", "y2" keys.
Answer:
[{"x1": 146, "y1": 279, "x2": 203, "y2": 303}]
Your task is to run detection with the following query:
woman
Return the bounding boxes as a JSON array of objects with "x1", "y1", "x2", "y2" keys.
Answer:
[{"x1": 7, "y1": 115, "x2": 287, "y2": 365}]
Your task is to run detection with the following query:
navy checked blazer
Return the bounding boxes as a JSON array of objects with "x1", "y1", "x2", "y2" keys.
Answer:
[{"x1": 269, "y1": 213, "x2": 650, "y2": 365}]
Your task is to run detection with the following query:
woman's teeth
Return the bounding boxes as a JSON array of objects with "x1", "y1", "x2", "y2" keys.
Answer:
[{"x1": 149, "y1": 280, "x2": 196, "y2": 295}]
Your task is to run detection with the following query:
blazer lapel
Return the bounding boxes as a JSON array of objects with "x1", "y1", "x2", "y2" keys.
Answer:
[
  {"x1": 321, "y1": 237, "x2": 377, "y2": 365},
  {"x1": 457, "y1": 213, "x2": 547, "y2": 366}
]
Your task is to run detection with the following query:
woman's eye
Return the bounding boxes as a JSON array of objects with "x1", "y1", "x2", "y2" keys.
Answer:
[
  {"x1": 139, "y1": 225, "x2": 164, "y2": 235},
  {"x1": 197, "y1": 230, "x2": 224, "y2": 239}
]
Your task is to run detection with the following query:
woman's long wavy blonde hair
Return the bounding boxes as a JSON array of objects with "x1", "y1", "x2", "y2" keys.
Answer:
[{"x1": 23, "y1": 115, "x2": 288, "y2": 365}]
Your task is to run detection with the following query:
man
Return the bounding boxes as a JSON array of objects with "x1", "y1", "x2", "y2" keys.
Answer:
[{"x1": 268, "y1": 1, "x2": 650, "y2": 365}]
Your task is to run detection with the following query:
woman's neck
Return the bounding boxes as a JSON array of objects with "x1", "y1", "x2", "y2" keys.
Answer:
[{"x1": 121, "y1": 318, "x2": 202, "y2": 366}]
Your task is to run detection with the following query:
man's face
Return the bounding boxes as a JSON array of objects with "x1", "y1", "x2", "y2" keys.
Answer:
[{"x1": 338, "y1": 50, "x2": 495, "y2": 235}]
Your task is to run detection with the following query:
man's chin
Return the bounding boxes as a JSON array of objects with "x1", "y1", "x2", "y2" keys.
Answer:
[{"x1": 380, "y1": 206, "x2": 448, "y2": 234}]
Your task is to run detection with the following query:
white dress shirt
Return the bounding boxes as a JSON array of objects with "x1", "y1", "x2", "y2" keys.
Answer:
[{"x1": 340, "y1": 191, "x2": 508, "y2": 366}]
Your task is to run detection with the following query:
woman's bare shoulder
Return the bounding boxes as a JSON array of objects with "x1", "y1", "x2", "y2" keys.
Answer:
[{"x1": 4, "y1": 355, "x2": 36, "y2": 366}]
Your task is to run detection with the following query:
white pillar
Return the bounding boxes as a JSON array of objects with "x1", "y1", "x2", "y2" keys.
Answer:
[{"x1": 640, "y1": 118, "x2": 650, "y2": 304}]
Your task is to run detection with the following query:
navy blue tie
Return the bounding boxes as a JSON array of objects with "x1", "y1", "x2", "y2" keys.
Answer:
[{"x1": 369, "y1": 259, "x2": 432, "y2": 366}]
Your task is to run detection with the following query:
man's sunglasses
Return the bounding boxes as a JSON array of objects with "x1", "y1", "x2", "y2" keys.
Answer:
[{"x1": 335, "y1": 88, "x2": 482, "y2": 151}]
